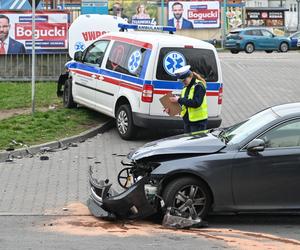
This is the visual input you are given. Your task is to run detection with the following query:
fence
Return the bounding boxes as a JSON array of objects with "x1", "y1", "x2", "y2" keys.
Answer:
[{"x1": 0, "y1": 53, "x2": 70, "y2": 82}]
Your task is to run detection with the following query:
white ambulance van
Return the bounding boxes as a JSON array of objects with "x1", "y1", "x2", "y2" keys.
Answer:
[{"x1": 62, "y1": 20, "x2": 223, "y2": 140}]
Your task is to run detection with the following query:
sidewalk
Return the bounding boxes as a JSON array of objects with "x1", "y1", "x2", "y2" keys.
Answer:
[{"x1": 0, "y1": 126, "x2": 136, "y2": 215}]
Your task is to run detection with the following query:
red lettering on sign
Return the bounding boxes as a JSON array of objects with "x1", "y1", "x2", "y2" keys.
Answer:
[
  {"x1": 15, "y1": 23, "x2": 67, "y2": 40},
  {"x1": 82, "y1": 31, "x2": 107, "y2": 42},
  {"x1": 188, "y1": 9, "x2": 219, "y2": 20}
]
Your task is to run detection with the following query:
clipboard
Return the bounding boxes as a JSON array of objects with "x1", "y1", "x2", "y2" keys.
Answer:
[{"x1": 159, "y1": 92, "x2": 181, "y2": 116}]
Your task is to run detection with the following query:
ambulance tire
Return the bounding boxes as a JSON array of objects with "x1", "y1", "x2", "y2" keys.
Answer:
[
  {"x1": 63, "y1": 79, "x2": 77, "y2": 108},
  {"x1": 116, "y1": 104, "x2": 136, "y2": 140}
]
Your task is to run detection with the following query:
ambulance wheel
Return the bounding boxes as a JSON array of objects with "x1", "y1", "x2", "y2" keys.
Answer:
[
  {"x1": 116, "y1": 104, "x2": 136, "y2": 140},
  {"x1": 63, "y1": 79, "x2": 77, "y2": 108}
]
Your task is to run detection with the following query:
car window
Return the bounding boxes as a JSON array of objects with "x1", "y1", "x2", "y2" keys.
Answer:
[
  {"x1": 83, "y1": 40, "x2": 110, "y2": 65},
  {"x1": 227, "y1": 31, "x2": 241, "y2": 38},
  {"x1": 106, "y1": 41, "x2": 146, "y2": 77},
  {"x1": 259, "y1": 119, "x2": 300, "y2": 148},
  {"x1": 244, "y1": 30, "x2": 252, "y2": 35},
  {"x1": 251, "y1": 30, "x2": 262, "y2": 36},
  {"x1": 223, "y1": 108, "x2": 278, "y2": 145},
  {"x1": 156, "y1": 47, "x2": 218, "y2": 82},
  {"x1": 261, "y1": 30, "x2": 273, "y2": 38}
]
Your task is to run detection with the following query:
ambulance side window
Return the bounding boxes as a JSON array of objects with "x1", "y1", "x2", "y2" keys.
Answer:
[
  {"x1": 83, "y1": 40, "x2": 110, "y2": 66},
  {"x1": 156, "y1": 48, "x2": 218, "y2": 82},
  {"x1": 106, "y1": 41, "x2": 146, "y2": 77}
]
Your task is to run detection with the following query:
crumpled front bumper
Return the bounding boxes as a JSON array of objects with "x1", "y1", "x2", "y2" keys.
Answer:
[{"x1": 87, "y1": 170, "x2": 157, "y2": 220}]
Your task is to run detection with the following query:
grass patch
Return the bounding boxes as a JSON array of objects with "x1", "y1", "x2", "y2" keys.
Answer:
[
  {"x1": 0, "y1": 82, "x2": 61, "y2": 109},
  {"x1": 0, "y1": 108, "x2": 106, "y2": 150}
]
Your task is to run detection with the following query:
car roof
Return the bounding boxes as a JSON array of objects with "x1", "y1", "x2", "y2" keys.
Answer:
[
  {"x1": 230, "y1": 27, "x2": 270, "y2": 33},
  {"x1": 102, "y1": 31, "x2": 216, "y2": 50},
  {"x1": 271, "y1": 102, "x2": 300, "y2": 117}
]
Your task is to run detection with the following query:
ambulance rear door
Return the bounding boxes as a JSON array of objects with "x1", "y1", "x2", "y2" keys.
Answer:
[{"x1": 150, "y1": 46, "x2": 221, "y2": 118}]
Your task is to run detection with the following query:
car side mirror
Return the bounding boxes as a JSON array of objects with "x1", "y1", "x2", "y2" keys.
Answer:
[
  {"x1": 74, "y1": 51, "x2": 83, "y2": 62},
  {"x1": 247, "y1": 139, "x2": 265, "y2": 152}
]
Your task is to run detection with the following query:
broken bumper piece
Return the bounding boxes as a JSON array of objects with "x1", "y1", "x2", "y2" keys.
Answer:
[{"x1": 87, "y1": 174, "x2": 157, "y2": 220}]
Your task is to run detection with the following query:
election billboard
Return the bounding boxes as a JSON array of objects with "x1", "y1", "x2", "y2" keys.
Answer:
[
  {"x1": 0, "y1": 10, "x2": 69, "y2": 54},
  {"x1": 0, "y1": 0, "x2": 43, "y2": 10},
  {"x1": 107, "y1": 1, "x2": 158, "y2": 25},
  {"x1": 168, "y1": 1, "x2": 220, "y2": 29}
]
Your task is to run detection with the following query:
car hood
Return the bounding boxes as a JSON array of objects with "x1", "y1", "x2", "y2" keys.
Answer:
[{"x1": 128, "y1": 132, "x2": 225, "y2": 161}]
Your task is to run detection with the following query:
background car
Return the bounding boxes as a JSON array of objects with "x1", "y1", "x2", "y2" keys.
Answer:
[
  {"x1": 225, "y1": 27, "x2": 291, "y2": 54},
  {"x1": 89, "y1": 102, "x2": 300, "y2": 220},
  {"x1": 289, "y1": 31, "x2": 300, "y2": 49}
]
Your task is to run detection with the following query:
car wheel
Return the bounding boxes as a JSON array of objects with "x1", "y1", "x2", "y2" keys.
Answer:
[
  {"x1": 63, "y1": 78, "x2": 77, "y2": 108},
  {"x1": 265, "y1": 50, "x2": 273, "y2": 53},
  {"x1": 279, "y1": 42, "x2": 289, "y2": 52},
  {"x1": 162, "y1": 177, "x2": 212, "y2": 219},
  {"x1": 245, "y1": 43, "x2": 255, "y2": 54},
  {"x1": 116, "y1": 104, "x2": 136, "y2": 140},
  {"x1": 231, "y1": 50, "x2": 239, "y2": 54}
]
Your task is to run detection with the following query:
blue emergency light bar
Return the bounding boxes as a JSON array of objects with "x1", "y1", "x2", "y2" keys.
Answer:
[{"x1": 118, "y1": 23, "x2": 176, "y2": 34}]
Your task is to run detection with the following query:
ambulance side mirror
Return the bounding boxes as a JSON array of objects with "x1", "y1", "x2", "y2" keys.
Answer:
[{"x1": 74, "y1": 51, "x2": 83, "y2": 62}]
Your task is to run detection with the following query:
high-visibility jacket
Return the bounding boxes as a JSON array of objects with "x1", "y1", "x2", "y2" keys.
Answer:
[{"x1": 180, "y1": 80, "x2": 208, "y2": 122}]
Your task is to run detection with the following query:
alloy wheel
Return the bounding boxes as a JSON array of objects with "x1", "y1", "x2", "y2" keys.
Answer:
[
  {"x1": 173, "y1": 184, "x2": 206, "y2": 219},
  {"x1": 117, "y1": 110, "x2": 128, "y2": 135}
]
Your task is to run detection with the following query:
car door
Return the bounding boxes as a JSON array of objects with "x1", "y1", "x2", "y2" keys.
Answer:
[
  {"x1": 231, "y1": 118, "x2": 300, "y2": 210},
  {"x1": 260, "y1": 29, "x2": 276, "y2": 49},
  {"x1": 247, "y1": 29, "x2": 263, "y2": 49},
  {"x1": 101, "y1": 41, "x2": 149, "y2": 115},
  {"x1": 72, "y1": 40, "x2": 109, "y2": 107}
]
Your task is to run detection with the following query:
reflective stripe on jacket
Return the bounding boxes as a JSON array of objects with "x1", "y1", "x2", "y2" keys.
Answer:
[{"x1": 180, "y1": 80, "x2": 208, "y2": 122}]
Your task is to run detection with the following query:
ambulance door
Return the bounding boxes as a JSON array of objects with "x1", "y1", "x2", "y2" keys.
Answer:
[
  {"x1": 94, "y1": 40, "x2": 124, "y2": 114},
  {"x1": 150, "y1": 47, "x2": 185, "y2": 116},
  {"x1": 72, "y1": 41, "x2": 108, "y2": 107}
]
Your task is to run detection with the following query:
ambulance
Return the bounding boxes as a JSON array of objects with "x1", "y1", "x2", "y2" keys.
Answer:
[{"x1": 60, "y1": 15, "x2": 223, "y2": 139}]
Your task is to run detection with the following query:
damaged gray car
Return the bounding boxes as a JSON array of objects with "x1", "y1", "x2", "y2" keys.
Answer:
[{"x1": 88, "y1": 103, "x2": 300, "y2": 222}]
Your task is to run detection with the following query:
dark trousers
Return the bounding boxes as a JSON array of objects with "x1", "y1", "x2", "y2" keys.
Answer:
[{"x1": 183, "y1": 119, "x2": 208, "y2": 134}]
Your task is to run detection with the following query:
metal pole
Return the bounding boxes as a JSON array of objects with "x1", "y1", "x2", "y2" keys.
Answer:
[
  {"x1": 161, "y1": 0, "x2": 164, "y2": 26},
  {"x1": 298, "y1": 0, "x2": 300, "y2": 31},
  {"x1": 31, "y1": 0, "x2": 36, "y2": 115},
  {"x1": 221, "y1": 0, "x2": 227, "y2": 48}
]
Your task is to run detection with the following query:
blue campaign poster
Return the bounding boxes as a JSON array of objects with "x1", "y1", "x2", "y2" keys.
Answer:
[
  {"x1": 81, "y1": 0, "x2": 108, "y2": 15},
  {"x1": 0, "y1": 0, "x2": 43, "y2": 10}
]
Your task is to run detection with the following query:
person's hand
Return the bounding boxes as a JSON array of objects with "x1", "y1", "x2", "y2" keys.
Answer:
[
  {"x1": 169, "y1": 96, "x2": 179, "y2": 103},
  {"x1": 163, "y1": 108, "x2": 170, "y2": 114}
]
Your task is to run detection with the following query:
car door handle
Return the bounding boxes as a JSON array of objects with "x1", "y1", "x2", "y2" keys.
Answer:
[
  {"x1": 91, "y1": 74, "x2": 96, "y2": 79},
  {"x1": 98, "y1": 75, "x2": 104, "y2": 81}
]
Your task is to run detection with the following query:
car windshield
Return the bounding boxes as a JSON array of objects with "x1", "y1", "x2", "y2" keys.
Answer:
[{"x1": 219, "y1": 108, "x2": 278, "y2": 144}]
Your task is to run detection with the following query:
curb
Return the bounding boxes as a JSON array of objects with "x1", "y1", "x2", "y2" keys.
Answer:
[{"x1": 0, "y1": 118, "x2": 115, "y2": 163}]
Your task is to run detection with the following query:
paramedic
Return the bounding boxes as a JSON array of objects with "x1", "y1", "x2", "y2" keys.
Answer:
[{"x1": 169, "y1": 65, "x2": 208, "y2": 133}]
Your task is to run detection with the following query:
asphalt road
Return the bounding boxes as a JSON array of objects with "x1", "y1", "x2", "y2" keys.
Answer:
[{"x1": 1, "y1": 51, "x2": 300, "y2": 250}]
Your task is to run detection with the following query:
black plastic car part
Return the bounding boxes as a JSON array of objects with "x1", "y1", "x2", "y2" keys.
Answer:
[{"x1": 87, "y1": 167, "x2": 157, "y2": 220}]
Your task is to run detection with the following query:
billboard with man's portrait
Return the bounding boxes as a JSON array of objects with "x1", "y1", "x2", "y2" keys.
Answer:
[
  {"x1": 168, "y1": 1, "x2": 220, "y2": 29},
  {"x1": 0, "y1": 10, "x2": 69, "y2": 54}
]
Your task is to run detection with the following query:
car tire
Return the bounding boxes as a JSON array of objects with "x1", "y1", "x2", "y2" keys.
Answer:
[
  {"x1": 279, "y1": 42, "x2": 289, "y2": 53},
  {"x1": 265, "y1": 50, "x2": 273, "y2": 53},
  {"x1": 116, "y1": 104, "x2": 136, "y2": 140},
  {"x1": 245, "y1": 43, "x2": 255, "y2": 54},
  {"x1": 63, "y1": 78, "x2": 77, "y2": 108},
  {"x1": 231, "y1": 50, "x2": 239, "y2": 54},
  {"x1": 162, "y1": 177, "x2": 212, "y2": 219}
]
